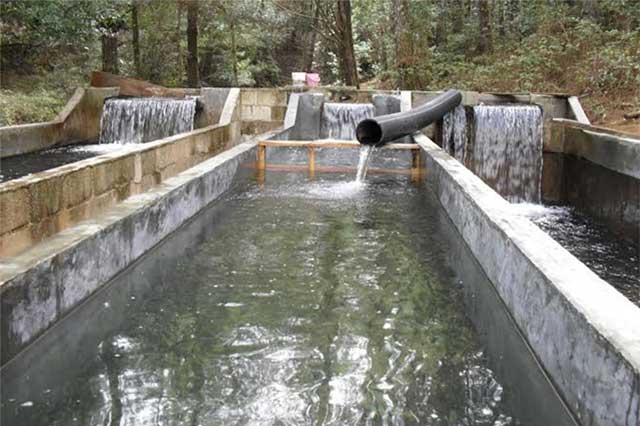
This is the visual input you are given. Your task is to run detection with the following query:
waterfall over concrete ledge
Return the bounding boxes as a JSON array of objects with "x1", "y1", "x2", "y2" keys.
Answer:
[
  {"x1": 99, "y1": 97, "x2": 197, "y2": 144},
  {"x1": 442, "y1": 104, "x2": 543, "y2": 203},
  {"x1": 320, "y1": 102, "x2": 374, "y2": 140}
]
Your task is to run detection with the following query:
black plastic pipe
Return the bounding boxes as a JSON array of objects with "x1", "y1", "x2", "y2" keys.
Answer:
[{"x1": 356, "y1": 89, "x2": 462, "y2": 146}]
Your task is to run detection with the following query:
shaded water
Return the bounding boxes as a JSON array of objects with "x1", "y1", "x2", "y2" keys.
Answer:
[
  {"x1": 513, "y1": 203, "x2": 640, "y2": 305},
  {"x1": 320, "y1": 103, "x2": 374, "y2": 140},
  {"x1": 99, "y1": 97, "x2": 197, "y2": 144},
  {"x1": 442, "y1": 105, "x2": 543, "y2": 203},
  {"x1": 2, "y1": 173, "x2": 521, "y2": 426},
  {"x1": 0, "y1": 144, "x2": 127, "y2": 182}
]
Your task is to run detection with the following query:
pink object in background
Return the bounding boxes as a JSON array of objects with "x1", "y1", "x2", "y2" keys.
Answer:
[{"x1": 306, "y1": 73, "x2": 320, "y2": 87}]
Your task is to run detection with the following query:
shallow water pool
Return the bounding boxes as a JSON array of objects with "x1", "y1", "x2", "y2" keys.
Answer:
[{"x1": 1, "y1": 171, "x2": 576, "y2": 426}]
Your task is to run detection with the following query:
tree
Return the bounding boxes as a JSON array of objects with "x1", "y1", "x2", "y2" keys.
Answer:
[
  {"x1": 96, "y1": 6, "x2": 128, "y2": 74},
  {"x1": 335, "y1": 0, "x2": 359, "y2": 87},
  {"x1": 393, "y1": 0, "x2": 417, "y2": 89},
  {"x1": 186, "y1": 0, "x2": 199, "y2": 87},
  {"x1": 435, "y1": 0, "x2": 447, "y2": 47},
  {"x1": 477, "y1": 0, "x2": 492, "y2": 53},
  {"x1": 301, "y1": 2, "x2": 320, "y2": 71},
  {"x1": 131, "y1": 0, "x2": 141, "y2": 76}
]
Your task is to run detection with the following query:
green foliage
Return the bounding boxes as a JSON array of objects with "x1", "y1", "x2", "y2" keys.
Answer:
[
  {"x1": 0, "y1": 89, "x2": 66, "y2": 126},
  {"x1": 418, "y1": 7, "x2": 640, "y2": 122},
  {"x1": 2, "y1": 0, "x2": 639, "y2": 125}
]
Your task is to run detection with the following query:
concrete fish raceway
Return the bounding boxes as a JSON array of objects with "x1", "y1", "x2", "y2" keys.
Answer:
[{"x1": 1, "y1": 79, "x2": 638, "y2": 425}]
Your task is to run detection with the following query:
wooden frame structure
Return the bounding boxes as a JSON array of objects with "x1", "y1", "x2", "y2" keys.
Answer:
[{"x1": 256, "y1": 140, "x2": 423, "y2": 180}]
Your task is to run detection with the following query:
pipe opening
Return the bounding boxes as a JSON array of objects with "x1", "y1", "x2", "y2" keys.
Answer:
[{"x1": 356, "y1": 119, "x2": 383, "y2": 145}]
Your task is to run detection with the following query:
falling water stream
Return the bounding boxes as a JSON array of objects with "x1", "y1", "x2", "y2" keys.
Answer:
[
  {"x1": 355, "y1": 145, "x2": 374, "y2": 183},
  {"x1": 316, "y1": 102, "x2": 377, "y2": 183},
  {"x1": 442, "y1": 104, "x2": 543, "y2": 203},
  {"x1": 99, "y1": 97, "x2": 197, "y2": 144}
]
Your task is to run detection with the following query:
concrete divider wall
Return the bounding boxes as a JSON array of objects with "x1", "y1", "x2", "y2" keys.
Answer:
[
  {"x1": 0, "y1": 87, "x2": 120, "y2": 158},
  {"x1": 0, "y1": 123, "x2": 238, "y2": 257},
  {"x1": 0, "y1": 141, "x2": 259, "y2": 365},
  {"x1": 239, "y1": 87, "x2": 408, "y2": 137},
  {"x1": 546, "y1": 119, "x2": 640, "y2": 244},
  {"x1": 195, "y1": 87, "x2": 231, "y2": 128},
  {"x1": 414, "y1": 132, "x2": 640, "y2": 426},
  {"x1": 240, "y1": 88, "x2": 289, "y2": 135},
  {"x1": 0, "y1": 87, "x2": 243, "y2": 257}
]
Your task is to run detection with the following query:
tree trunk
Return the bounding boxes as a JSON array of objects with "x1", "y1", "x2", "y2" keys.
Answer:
[
  {"x1": 435, "y1": 0, "x2": 447, "y2": 47},
  {"x1": 392, "y1": 0, "x2": 402, "y2": 87},
  {"x1": 131, "y1": 0, "x2": 141, "y2": 76},
  {"x1": 478, "y1": 0, "x2": 492, "y2": 54},
  {"x1": 176, "y1": 1, "x2": 183, "y2": 80},
  {"x1": 506, "y1": 0, "x2": 520, "y2": 39},
  {"x1": 335, "y1": 0, "x2": 358, "y2": 88},
  {"x1": 302, "y1": 3, "x2": 319, "y2": 71},
  {"x1": 186, "y1": 0, "x2": 199, "y2": 87},
  {"x1": 452, "y1": 0, "x2": 464, "y2": 33},
  {"x1": 101, "y1": 34, "x2": 119, "y2": 74},
  {"x1": 230, "y1": 18, "x2": 238, "y2": 86},
  {"x1": 393, "y1": 0, "x2": 413, "y2": 88},
  {"x1": 496, "y1": 0, "x2": 506, "y2": 39}
]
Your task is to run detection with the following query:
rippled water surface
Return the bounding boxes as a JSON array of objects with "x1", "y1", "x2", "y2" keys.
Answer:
[
  {"x1": 4, "y1": 173, "x2": 520, "y2": 426},
  {"x1": 0, "y1": 143, "x2": 127, "y2": 182},
  {"x1": 513, "y1": 203, "x2": 640, "y2": 305}
]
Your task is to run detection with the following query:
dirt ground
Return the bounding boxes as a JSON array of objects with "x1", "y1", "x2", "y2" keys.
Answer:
[{"x1": 594, "y1": 109, "x2": 640, "y2": 135}]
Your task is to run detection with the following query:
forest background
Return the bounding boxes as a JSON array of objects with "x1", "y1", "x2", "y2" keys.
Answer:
[{"x1": 1, "y1": 0, "x2": 639, "y2": 132}]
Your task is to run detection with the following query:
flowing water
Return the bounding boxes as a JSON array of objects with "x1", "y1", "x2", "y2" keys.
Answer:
[
  {"x1": 320, "y1": 103, "x2": 375, "y2": 140},
  {"x1": 3, "y1": 172, "x2": 526, "y2": 426},
  {"x1": 441, "y1": 105, "x2": 468, "y2": 164},
  {"x1": 355, "y1": 146, "x2": 374, "y2": 183},
  {"x1": 0, "y1": 144, "x2": 127, "y2": 183},
  {"x1": 513, "y1": 203, "x2": 640, "y2": 305},
  {"x1": 442, "y1": 105, "x2": 543, "y2": 203},
  {"x1": 99, "y1": 97, "x2": 197, "y2": 144},
  {"x1": 441, "y1": 105, "x2": 638, "y2": 304}
]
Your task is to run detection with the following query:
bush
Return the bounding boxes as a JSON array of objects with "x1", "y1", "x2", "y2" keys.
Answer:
[{"x1": 0, "y1": 89, "x2": 67, "y2": 126}]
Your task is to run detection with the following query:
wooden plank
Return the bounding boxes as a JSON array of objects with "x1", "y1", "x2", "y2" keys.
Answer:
[
  {"x1": 411, "y1": 149, "x2": 422, "y2": 182},
  {"x1": 308, "y1": 146, "x2": 316, "y2": 175},
  {"x1": 90, "y1": 71, "x2": 188, "y2": 98},
  {"x1": 255, "y1": 163, "x2": 416, "y2": 176},
  {"x1": 259, "y1": 140, "x2": 419, "y2": 150},
  {"x1": 257, "y1": 144, "x2": 266, "y2": 170}
]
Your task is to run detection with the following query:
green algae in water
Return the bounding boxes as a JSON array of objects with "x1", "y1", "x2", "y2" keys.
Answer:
[{"x1": 3, "y1": 173, "x2": 517, "y2": 426}]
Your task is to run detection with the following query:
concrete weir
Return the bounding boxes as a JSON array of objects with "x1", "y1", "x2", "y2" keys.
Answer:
[
  {"x1": 1, "y1": 86, "x2": 639, "y2": 425},
  {"x1": 0, "y1": 88, "x2": 242, "y2": 256},
  {"x1": 414, "y1": 132, "x2": 640, "y2": 425}
]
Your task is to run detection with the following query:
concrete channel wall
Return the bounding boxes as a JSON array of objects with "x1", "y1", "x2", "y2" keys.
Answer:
[
  {"x1": 414, "y1": 131, "x2": 640, "y2": 426},
  {"x1": 0, "y1": 86, "x2": 240, "y2": 159},
  {"x1": 0, "y1": 140, "x2": 261, "y2": 365},
  {"x1": 0, "y1": 87, "x2": 119, "y2": 158},
  {"x1": 240, "y1": 88, "x2": 289, "y2": 135},
  {"x1": 0, "y1": 89, "x2": 243, "y2": 257},
  {"x1": 546, "y1": 119, "x2": 640, "y2": 244}
]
